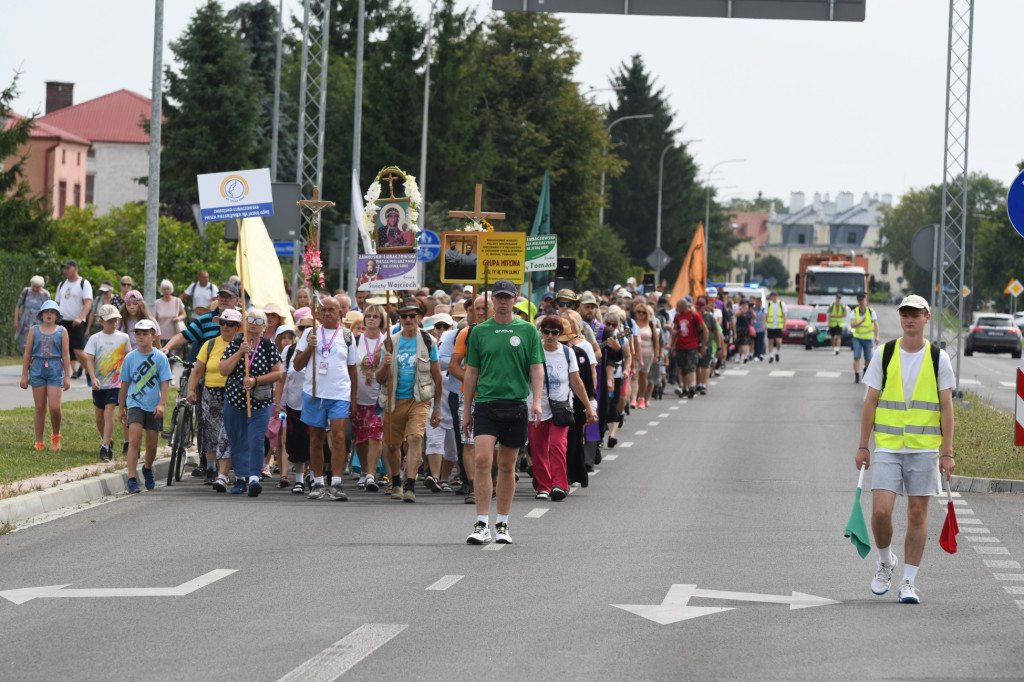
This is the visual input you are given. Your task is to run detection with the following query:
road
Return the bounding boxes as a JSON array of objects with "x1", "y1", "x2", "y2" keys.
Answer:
[{"x1": 2, "y1": 320, "x2": 1023, "y2": 681}]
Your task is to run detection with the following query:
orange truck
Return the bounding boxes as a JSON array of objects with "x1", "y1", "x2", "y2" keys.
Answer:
[{"x1": 795, "y1": 253, "x2": 869, "y2": 306}]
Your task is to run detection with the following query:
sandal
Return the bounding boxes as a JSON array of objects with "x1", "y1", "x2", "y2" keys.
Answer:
[
  {"x1": 50, "y1": 434, "x2": 62, "y2": 451},
  {"x1": 34, "y1": 442, "x2": 44, "y2": 451},
  {"x1": 276, "y1": 477, "x2": 291, "y2": 489}
]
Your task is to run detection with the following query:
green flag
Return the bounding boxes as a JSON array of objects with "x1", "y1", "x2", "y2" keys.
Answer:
[
  {"x1": 530, "y1": 170, "x2": 551, "y2": 302},
  {"x1": 844, "y1": 488, "x2": 871, "y2": 559}
]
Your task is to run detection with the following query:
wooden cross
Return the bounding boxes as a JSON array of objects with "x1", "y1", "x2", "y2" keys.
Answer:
[
  {"x1": 296, "y1": 186, "x2": 335, "y2": 247},
  {"x1": 448, "y1": 183, "x2": 506, "y2": 223},
  {"x1": 380, "y1": 170, "x2": 403, "y2": 200}
]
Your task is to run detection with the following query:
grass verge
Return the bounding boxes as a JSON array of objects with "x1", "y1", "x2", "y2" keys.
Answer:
[
  {"x1": 0, "y1": 355, "x2": 24, "y2": 367},
  {"x1": 0, "y1": 388, "x2": 177, "y2": 487},
  {"x1": 952, "y1": 390, "x2": 1024, "y2": 480}
]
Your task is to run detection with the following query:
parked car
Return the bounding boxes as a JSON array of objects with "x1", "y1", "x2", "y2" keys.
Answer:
[
  {"x1": 804, "y1": 305, "x2": 852, "y2": 349},
  {"x1": 965, "y1": 314, "x2": 1022, "y2": 358},
  {"x1": 781, "y1": 305, "x2": 814, "y2": 346}
]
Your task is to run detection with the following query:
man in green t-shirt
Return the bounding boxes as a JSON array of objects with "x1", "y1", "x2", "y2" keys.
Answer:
[{"x1": 462, "y1": 279, "x2": 544, "y2": 545}]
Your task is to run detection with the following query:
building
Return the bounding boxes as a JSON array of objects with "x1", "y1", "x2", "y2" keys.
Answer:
[
  {"x1": 724, "y1": 210, "x2": 769, "y2": 282},
  {"x1": 758, "y1": 191, "x2": 903, "y2": 294},
  {"x1": 2, "y1": 112, "x2": 90, "y2": 219},
  {"x1": 38, "y1": 83, "x2": 151, "y2": 213}
]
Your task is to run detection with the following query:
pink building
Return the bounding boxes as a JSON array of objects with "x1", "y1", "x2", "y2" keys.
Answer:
[{"x1": 3, "y1": 111, "x2": 90, "y2": 219}]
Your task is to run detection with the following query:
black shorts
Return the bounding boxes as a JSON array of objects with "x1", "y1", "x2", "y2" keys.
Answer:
[
  {"x1": 829, "y1": 325, "x2": 843, "y2": 338},
  {"x1": 285, "y1": 405, "x2": 310, "y2": 463},
  {"x1": 127, "y1": 406, "x2": 163, "y2": 432},
  {"x1": 697, "y1": 350, "x2": 712, "y2": 369},
  {"x1": 766, "y1": 328, "x2": 783, "y2": 340},
  {"x1": 92, "y1": 388, "x2": 119, "y2": 409},
  {"x1": 59, "y1": 320, "x2": 86, "y2": 352},
  {"x1": 472, "y1": 400, "x2": 529, "y2": 449}
]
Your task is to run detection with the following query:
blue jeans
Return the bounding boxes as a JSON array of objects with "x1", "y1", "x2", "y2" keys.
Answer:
[
  {"x1": 852, "y1": 337, "x2": 873, "y2": 360},
  {"x1": 223, "y1": 402, "x2": 271, "y2": 481},
  {"x1": 754, "y1": 331, "x2": 766, "y2": 357}
]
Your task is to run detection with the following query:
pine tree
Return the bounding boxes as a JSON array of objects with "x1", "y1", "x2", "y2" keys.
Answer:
[
  {"x1": 228, "y1": 0, "x2": 281, "y2": 169},
  {"x1": 0, "y1": 72, "x2": 51, "y2": 252}
]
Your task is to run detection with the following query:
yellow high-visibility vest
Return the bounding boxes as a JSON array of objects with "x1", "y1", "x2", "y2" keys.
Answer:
[
  {"x1": 852, "y1": 307, "x2": 874, "y2": 339},
  {"x1": 766, "y1": 301, "x2": 785, "y2": 329},
  {"x1": 873, "y1": 339, "x2": 942, "y2": 450},
  {"x1": 828, "y1": 303, "x2": 846, "y2": 327}
]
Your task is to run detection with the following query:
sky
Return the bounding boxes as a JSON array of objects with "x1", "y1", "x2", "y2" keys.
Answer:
[{"x1": 4, "y1": 0, "x2": 1023, "y2": 207}]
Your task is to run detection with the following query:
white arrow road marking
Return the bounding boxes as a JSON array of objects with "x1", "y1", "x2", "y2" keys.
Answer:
[
  {"x1": 1, "y1": 569, "x2": 237, "y2": 605},
  {"x1": 276, "y1": 624, "x2": 407, "y2": 682},
  {"x1": 612, "y1": 584, "x2": 840, "y2": 624}
]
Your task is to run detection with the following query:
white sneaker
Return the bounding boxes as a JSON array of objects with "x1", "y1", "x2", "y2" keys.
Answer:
[
  {"x1": 897, "y1": 580, "x2": 920, "y2": 604},
  {"x1": 494, "y1": 521, "x2": 512, "y2": 544},
  {"x1": 466, "y1": 521, "x2": 491, "y2": 545},
  {"x1": 357, "y1": 474, "x2": 368, "y2": 489},
  {"x1": 871, "y1": 554, "x2": 899, "y2": 595}
]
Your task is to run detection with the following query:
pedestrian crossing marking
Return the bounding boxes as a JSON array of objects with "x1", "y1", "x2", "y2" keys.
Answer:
[
  {"x1": 816, "y1": 371, "x2": 842, "y2": 378},
  {"x1": 619, "y1": 442, "x2": 634, "y2": 448},
  {"x1": 722, "y1": 370, "x2": 748, "y2": 376},
  {"x1": 525, "y1": 508, "x2": 548, "y2": 518},
  {"x1": 769, "y1": 370, "x2": 795, "y2": 377},
  {"x1": 603, "y1": 454, "x2": 619, "y2": 461}
]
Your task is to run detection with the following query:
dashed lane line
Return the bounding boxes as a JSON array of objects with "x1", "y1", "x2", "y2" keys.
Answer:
[
  {"x1": 658, "y1": 413, "x2": 670, "y2": 418},
  {"x1": 426, "y1": 575, "x2": 464, "y2": 591},
  {"x1": 602, "y1": 454, "x2": 618, "y2": 461},
  {"x1": 634, "y1": 430, "x2": 648, "y2": 435},
  {"x1": 481, "y1": 544, "x2": 504, "y2": 551},
  {"x1": 276, "y1": 624, "x2": 407, "y2": 682},
  {"x1": 647, "y1": 421, "x2": 661, "y2": 426},
  {"x1": 525, "y1": 508, "x2": 548, "y2": 518},
  {"x1": 722, "y1": 370, "x2": 748, "y2": 376},
  {"x1": 769, "y1": 370, "x2": 795, "y2": 377},
  {"x1": 618, "y1": 442, "x2": 633, "y2": 448},
  {"x1": 816, "y1": 371, "x2": 842, "y2": 378}
]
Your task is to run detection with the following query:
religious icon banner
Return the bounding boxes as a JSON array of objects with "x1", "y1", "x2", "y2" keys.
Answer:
[{"x1": 357, "y1": 253, "x2": 420, "y2": 291}]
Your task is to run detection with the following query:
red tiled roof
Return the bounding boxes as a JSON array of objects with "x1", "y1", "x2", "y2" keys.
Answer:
[
  {"x1": 4, "y1": 112, "x2": 91, "y2": 146},
  {"x1": 39, "y1": 89, "x2": 152, "y2": 144}
]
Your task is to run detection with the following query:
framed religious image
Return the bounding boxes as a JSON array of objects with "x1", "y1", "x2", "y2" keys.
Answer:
[
  {"x1": 440, "y1": 232, "x2": 479, "y2": 283},
  {"x1": 376, "y1": 199, "x2": 416, "y2": 251}
]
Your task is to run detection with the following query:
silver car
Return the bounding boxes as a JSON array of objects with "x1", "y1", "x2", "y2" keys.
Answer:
[{"x1": 965, "y1": 314, "x2": 1022, "y2": 358}]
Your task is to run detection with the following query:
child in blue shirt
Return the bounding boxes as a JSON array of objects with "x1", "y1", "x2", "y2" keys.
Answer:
[{"x1": 118, "y1": 319, "x2": 172, "y2": 493}]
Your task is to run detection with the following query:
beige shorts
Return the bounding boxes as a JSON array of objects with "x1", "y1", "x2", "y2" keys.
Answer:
[{"x1": 386, "y1": 398, "x2": 430, "y2": 445}]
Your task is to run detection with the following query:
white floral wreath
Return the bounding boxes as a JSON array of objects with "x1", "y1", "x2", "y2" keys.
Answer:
[{"x1": 361, "y1": 167, "x2": 421, "y2": 248}]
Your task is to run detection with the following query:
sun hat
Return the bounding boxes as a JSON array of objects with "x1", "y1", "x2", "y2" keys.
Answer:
[
  {"x1": 216, "y1": 309, "x2": 243, "y2": 324},
  {"x1": 37, "y1": 300, "x2": 62, "y2": 321}
]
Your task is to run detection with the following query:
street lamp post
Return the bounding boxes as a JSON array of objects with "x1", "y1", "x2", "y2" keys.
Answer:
[
  {"x1": 703, "y1": 158, "x2": 745, "y2": 274},
  {"x1": 599, "y1": 114, "x2": 654, "y2": 225},
  {"x1": 655, "y1": 143, "x2": 672, "y2": 285}
]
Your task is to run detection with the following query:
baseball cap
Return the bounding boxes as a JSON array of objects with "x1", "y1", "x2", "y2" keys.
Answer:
[
  {"x1": 98, "y1": 281, "x2": 113, "y2": 293},
  {"x1": 897, "y1": 294, "x2": 930, "y2": 312},
  {"x1": 275, "y1": 325, "x2": 296, "y2": 339},
  {"x1": 133, "y1": 319, "x2": 158, "y2": 332},
  {"x1": 61, "y1": 258, "x2": 77, "y2": 268},
  {"x1": 492, "y1": 279, "x2": 518, "y2": 297},
  {"x1": 707, "y1": 288, "x2": 717, "y2": 298},
  {"x1": 218, "y1": 282, "x2": 240, "y2": 297},
  {"x1": 856, "y1": 292, "x2": 867, "y2": 300},
  {"x1": 98, "y1": 304, "x2": 121, "y2": 321},
  {"x1": 216, "y1": 309, "x2": 243, "y2": 324},
  {"x1": 579, "y1": 291, "x2": 598, "y2": 306},
  {"x1": 684, "y1": 295, "x2": 693, "y2": 305},
  {"x1": 124, "y1": 289, "x2": 143, "y2": 303}
]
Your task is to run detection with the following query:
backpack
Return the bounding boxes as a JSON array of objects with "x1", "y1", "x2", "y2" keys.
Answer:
[{"x1": 879, "y1": 339, "x2": 940, "y2": 394}]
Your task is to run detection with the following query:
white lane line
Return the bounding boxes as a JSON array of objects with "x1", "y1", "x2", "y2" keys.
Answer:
[
  {"x1": 647, "y1": 421, "x2": 661, "y2": 426},
  {"x1": 965, "y1": 536, "x2": 1000, "y2": 543},
  {"x1": 669, "y1": 406, "x2": 679, "y2": 411},
  {"x1": 957, "y1": 508, "x2": 974, "y2": 514},
  {"x1": 525, "y1": 508, "x2": 548, "y2": 518},
  {"x1": 769, "y1": 370, "x2": 795, "y2": 377},
  {"x1": 618, "y1": 442, "x2": 633, "y2": 448},
  {"x1": 482, "y1": 543, "x2": 504, "y2": 551},
  {"x1": 974, "y1": 546, "x2": 1010, "y2": 555},
  {"x1": 634, "y1": 430, "x2": 648, "y2": 435},
  {"x1": 276, "y1": 623, "x2": 407, "y2": 682},
  {"x1": 952, "y1": 500, "x2": 968, "y2": 506},
  {"x1": 985, "y1": 560, "x2": 1022, "y2": 569},
  {"x1": 816, "y1": 371, "x2": 842, "y2": 378},
  {"x1": 1000, "y1": 381, "x2": 1016, "y2": 388},
  {"x1": 426, "y1": 575, "x2": 464, "y2": 591},
  {"x1": 993, "y1": 574, "x2": 1024, "y2": 581},
  {"x1": 959, "y1": 378, "x2": 981, "y2": 385},
  {"x1": 602, "y1": 454, "x2": 619, "y2": 461},
  {"x1": 723, "y1": 370, "x2": 748, "y2": 376},
  {"x1": 960, "y1": 527, "x2": 991, "y2": 533},
  {"x1": 658, "y1": 413, "x2": 670, "y2": 418},
  {"x1": 1016, "y1": 600, "x2": 1024, "y2": 609},
  {"x1": 709, "y1": 381, "x2": 718, "y2": 386},
  {"x1": 1005, "y1": 586, "x2": 1024, "y2": 594}
]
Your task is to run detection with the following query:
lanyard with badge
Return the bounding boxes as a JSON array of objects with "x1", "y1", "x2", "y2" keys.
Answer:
[
  {"x1": 319, "y1": 326, "x2": 340, "y2": 375},
  {"x1": 363, "y1": 334, "x2": 381, "y2": 386}
]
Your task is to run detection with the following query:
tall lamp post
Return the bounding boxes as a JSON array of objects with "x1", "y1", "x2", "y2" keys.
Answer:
[
  {"x1": 599, "y1": 114, "x2": 654, "y2": 225},
  {"x1": 703, "y1": 158, "x2": 745, "y2": 273},
  {"x1": 655, "y1": 138, "x2": 701, "y2": 285}
]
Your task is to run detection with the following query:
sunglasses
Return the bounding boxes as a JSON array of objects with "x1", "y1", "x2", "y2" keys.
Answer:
[
  {"x1": 556, "y1": 301, "x2": 574, "y2": 308},
  {"x1": 540, "y1": 328, "x2": 561, "y2": 336},
  {"x1": 434, "y1": 323, "x2": 452, "y2": 330},
  {"x1": 219, "y1": 321, "x2": 239, "y2": 328},
  {"x1": 606, "y1": 322, "x2": 619, "y2": 327},
  {"x1": 399, "y1": 313, "x2": 419, "y2": 320},
  {"x1": 298, "y1": 325, "x2": 312, "y2": 332},
  {"x1": 121, "y1": 281, "x2": 132, "y2": 286},
  {"x1": 246, "y1": 316, "x2": 266, "y2": 324}
]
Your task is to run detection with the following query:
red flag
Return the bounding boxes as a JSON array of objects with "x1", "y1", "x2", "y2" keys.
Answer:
[{"x1": 939, "y1": 477, "x2": 959, "y2": 554}]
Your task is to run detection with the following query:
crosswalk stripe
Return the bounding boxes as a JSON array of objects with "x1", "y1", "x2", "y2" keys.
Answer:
[
  {"x1": 816, "y1": 371, "x2": 842, "y2": 378},
  {"x1": 769, "y1": 370, "x2": 795, "y2": 377}
]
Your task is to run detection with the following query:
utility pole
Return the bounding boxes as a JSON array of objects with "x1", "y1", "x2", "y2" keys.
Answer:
[{"x1": 143, "y1": 0, "x2": 163, "y2": 311}]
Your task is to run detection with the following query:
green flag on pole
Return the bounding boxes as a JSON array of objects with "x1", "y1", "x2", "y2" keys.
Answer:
[
  {"x1": 530, "y1": 170, "x2": 551, "y2": 303},
  {"x1": 844, "y1": 465, "x2": 871, "y2": 558}
]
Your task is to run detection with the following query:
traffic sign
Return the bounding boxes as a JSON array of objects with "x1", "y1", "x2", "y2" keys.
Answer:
[
  {"x1": 1007, "y1": 279, "x2": 1024, "y2": 298},
  {"x1": 273, "y1": 240, "x2": 295, "y2": 258},
  {"x1": 646, "y1": 248, "x2": 671, "y2": 271},
  {"x1": 416, "y1": 230, "x2": 441, "y2": 262},
  {"x1": 1016, "y1": 369, "x2": 1024, "y2": 447},
  {"x1": 1008, "y1": 169, "x2": 1024, "y2": 237}
]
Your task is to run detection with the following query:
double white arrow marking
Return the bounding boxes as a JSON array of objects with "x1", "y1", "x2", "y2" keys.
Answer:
[
  {"x1": 612, "y1": 584, "x2": 840, "y2": 624},
  {"x1": 1, "y1": 569, "x2": 237, "y2": 605}
]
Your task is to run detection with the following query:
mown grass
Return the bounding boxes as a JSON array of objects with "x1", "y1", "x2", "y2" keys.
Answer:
[
  {"x1": 0, "y1": 355, "x2": 24, "y2": 367},
  {"x1": 952, "y1": 391, "x2": 1024, "y2": 480},
  {"x1": 0, "y1": 388, "x2": 178, "y2": 487}
]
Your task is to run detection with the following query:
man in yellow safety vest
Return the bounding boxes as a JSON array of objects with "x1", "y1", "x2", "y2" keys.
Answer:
[
  {"x1": 828, "y1": 294, "x2": 846, "y2": 356},
  {"x1": 764, "y1": 290, "x2": 787, "y2": 364},
  {"x1": 854, "y1": 294, "x2": 955, "y2": 605},
  {"x1": 848, "y1": 292, "x2": 879, "y2": 384}
]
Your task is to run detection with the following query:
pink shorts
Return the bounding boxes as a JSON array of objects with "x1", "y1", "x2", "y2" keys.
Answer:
[{"x1": 352, "y1": 404, "x2": 383, "y2": 444}]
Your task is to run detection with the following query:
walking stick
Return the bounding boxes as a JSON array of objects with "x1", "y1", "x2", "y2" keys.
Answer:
[
  {"x1": 383, "y1": 290, "x2": 392, "y2": 450},
  {"x1": 238, "y1": 218, "x2": 252, "y2": 417},
  {"x1": 311, "y1": 291, "x2": 319, "y2": 401}
]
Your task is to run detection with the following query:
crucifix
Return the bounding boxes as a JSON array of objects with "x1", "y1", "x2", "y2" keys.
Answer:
[
  {"x1": 296, "y1": 186, "x2": 335, "y2": 248},
  {"x1": 448, "y1": 183, "x2": 506, "y2": 224},
  {"x1": 379, "y1": 170, "x2": 404, "y2": 200}
]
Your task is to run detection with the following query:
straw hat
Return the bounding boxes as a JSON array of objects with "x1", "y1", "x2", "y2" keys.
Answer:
[{"x1": 365, "y1": 290, "x2": 400, "y2": 305}]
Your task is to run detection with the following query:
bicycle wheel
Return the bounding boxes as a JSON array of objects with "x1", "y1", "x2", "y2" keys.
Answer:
[
  {"x1": 167, "y1": 402, "x2": 186, "y2": 486},
  {"x1": 175, "y1": 404, "x2": 194, "y2": 482}
]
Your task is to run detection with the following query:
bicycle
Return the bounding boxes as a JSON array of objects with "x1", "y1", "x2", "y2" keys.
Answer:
[{"x1": 165, "y1": 357, "x2": 203, "y2": 486}]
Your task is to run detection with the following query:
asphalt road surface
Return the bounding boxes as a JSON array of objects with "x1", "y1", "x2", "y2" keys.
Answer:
[{"x1": 2, "y1": 313, "x2": 1024, "y2": 681}]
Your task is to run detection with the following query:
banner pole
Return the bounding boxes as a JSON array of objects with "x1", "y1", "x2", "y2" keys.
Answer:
[
  {"x1": 384, "y1": 290, "x2": 392, "y2": 451},
  {"x1": 238, "y1": 218, "x2": 252, "y2": 418}
]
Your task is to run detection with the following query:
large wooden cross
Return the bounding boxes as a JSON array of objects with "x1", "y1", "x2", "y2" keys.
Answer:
[
  {"x1": 448, "y1": 183, "x2": 506, "y2": 223},
  {"x1": 380, "y1": 170, "x2": 403, "y2": 200},
  {"x1": 296, "y1": 186, "x2": 335, "y2": 247}
]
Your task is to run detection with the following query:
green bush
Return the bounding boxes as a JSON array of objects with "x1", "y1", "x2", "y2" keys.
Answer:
[{"x1": 0, "y1": 252, "x2": 41, "y2": 356}]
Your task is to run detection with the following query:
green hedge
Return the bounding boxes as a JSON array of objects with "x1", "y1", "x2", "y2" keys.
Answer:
[{"x1": 1, "y1": 253, "x2": 41, "y2": 356}]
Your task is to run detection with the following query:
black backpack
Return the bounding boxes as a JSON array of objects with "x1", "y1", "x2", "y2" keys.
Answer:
[{"x1": 879, "y1": 339, "x2": 940, "y2": 393}]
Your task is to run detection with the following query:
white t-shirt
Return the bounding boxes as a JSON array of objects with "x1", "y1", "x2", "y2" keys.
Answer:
[
  {"x1": 56, "y1": 277, "x2": 93, "y2": 320},
  {"x1": 282, "y1": 346, "x2": 305, "y2": 411},
  {"x1": 184, "y1": 281, "x2": 218, "y2": 315},
  {"x1": 295, "y1": 326, "x2": 357, "y2": 401},
  {"x1": 863, "y1": 342, "x2": 955, "y2": 453},
  {"x1": 528, "y1": 345, "x2": 579, "y2": 422},
  {"x1": 84, "y1": 330, "x2": 131, "y2": 389},
  {"x1": 353, "y1": 332, "x2": 385, "y2": 406}
]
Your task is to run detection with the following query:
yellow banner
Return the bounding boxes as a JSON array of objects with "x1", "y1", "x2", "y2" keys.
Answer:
[{"x1": 440, "y1": 231, "x2": 526, "y2": 284}]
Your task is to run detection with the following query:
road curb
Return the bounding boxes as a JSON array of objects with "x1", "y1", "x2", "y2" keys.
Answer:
[
  {"x1": 949, "y1": 474, "x2": 1024, "y2": 494},
  {"x1": 0, "y1": 457, "x2": 173, "y2": 527}
]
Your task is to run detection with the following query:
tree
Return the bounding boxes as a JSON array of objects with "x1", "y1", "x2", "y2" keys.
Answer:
[
  {"x1": 0, "y1": 72, "x2": 51, "y2": 252},
  {"x1": 755, "y1": 253, "x2": 789, "y2": 289},
  {"x1": 161, "y1": 0, "x2": 263, "y2": 218},
  {"x1": 228, "y1": 0, "x2": 281, "y2": 169}
]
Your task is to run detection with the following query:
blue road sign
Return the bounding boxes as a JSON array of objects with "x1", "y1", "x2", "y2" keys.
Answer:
[
  {"x1": 416, "y1": 230, "x2": 441, "y2": 262},
  {"x1": 274, "y1": 241, "x2": 295, "y2": 258},
  {"x1": 1008, "y1": 169, "x2": 1024, "y2": 238}
]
